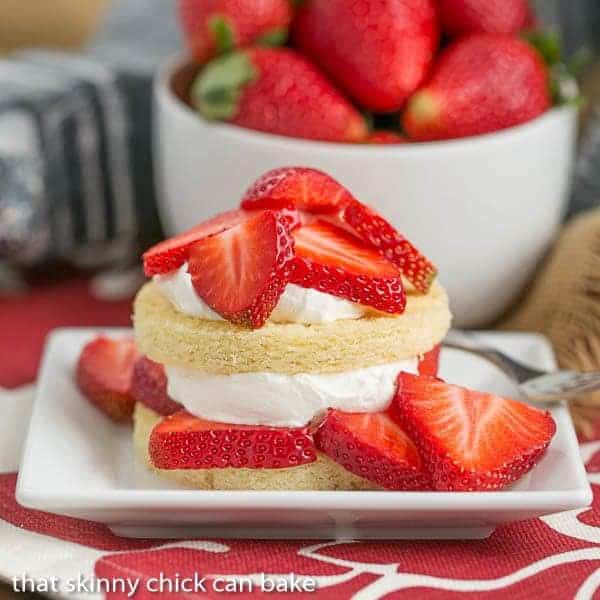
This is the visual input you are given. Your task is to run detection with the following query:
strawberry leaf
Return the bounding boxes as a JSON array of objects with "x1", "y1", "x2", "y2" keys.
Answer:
[
  {"x1": 523, "y1": 29, "x2": 584, "y2": 107},
  {"x1": 523, "y1": 29, "x2": 562, "y2": 66},
  {"x1": 192, "y1": 51, "x2": 258, "y2": 120},
  {"x1": 209, "y1": 16, "x2": 235, "y2": 54},
  {"x1": 257, "y1": 27, "x2": 289, "y2": 47}
]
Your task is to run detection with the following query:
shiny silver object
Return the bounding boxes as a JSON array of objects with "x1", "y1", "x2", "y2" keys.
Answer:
[{"x1": 444, "y1": 330, "x2": 600, "y2": 404}]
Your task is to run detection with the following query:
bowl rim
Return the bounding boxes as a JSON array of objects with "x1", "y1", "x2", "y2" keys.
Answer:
[{"x1": 155, "y1": 52, "x2": 578, "y2": 156}]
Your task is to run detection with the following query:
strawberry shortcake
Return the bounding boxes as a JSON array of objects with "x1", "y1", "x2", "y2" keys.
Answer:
[{"x1": 126, "y1": 167, "x2": 554, "y2": 492}]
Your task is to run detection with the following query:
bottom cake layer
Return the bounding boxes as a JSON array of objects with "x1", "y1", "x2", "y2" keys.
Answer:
[{"x1": 133, "y1": 403, "x2": 379, "y2": 491}]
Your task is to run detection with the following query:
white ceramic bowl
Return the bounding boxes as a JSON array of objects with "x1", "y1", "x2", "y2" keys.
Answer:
[{"x1": 154, "y1": 55, "x2": 577, "y2": 327}]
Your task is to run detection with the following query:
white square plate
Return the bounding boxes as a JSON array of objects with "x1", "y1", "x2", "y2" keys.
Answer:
[{"x1": 17, "y1": 328, "x2": 591, "y2": 540}]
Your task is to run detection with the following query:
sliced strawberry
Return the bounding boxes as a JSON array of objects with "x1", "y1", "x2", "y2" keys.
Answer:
[
  {"x1": 339, "y1": 200, "x2": 437, "y2": 293},
  {"x1": 393, "y1": 373, "x2": 556, "y2": 491},
  {"x1": 290, "y1": 220, "x2": 406, "y2": 314},
  {"x1": 75, "y1": 336, "x2": 140, "y2": 422},
  {"x1": 240, "y1": 167, "x2": 436, "y2": 293},
  {"x1": 130, "y1": 356, "x2": 182, "y2": 416},
  {"x1": 418, "y1": 344, "x2": 441, "y2": 378},
  {"x1": 273, "y1": 207, "x2": 302, "y2": 232},
  {"x1": 142, "y1": 209, "x2": 250, "y2": 276},
  {"x1": 240, "y1": 167, "x2": 354, "y2": 214},
  {"x1": 188, "y1": 209, "x2": 294, "y2": 328},
  {"x1": 149, "y1": 410, "x2": 317, "y2": 470},
  {"x1": 315, "y1": 410, "x2": 432, "y2": 490}
]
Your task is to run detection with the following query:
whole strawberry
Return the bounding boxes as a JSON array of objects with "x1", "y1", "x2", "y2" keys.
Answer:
[
  {"x1": 368, "y1": 131, "x2": 407, "y2": 144},
  {"x1": 403, "y1": 34, "x2": 551, "y2": 141},
  {"x1": 293, "y1": 0, "x2": 439, "y2": 113},
  {"x1": 439, "y1": 0, "x2": 529, "y2": 36},
  {"x1": 192, "y1": 47, "x2": 368, "y2": 142},
  {"x1": 179, "y1": 0, "x2": 293, "y2": 63}
]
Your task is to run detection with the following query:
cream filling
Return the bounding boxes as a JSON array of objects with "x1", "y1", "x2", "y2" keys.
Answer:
[
  {"x1": 154, "y1": 262, "x2": 370, "y2": 323},
  {"x1": 166, "y1": 359, "x2": 419, "y2": 428}
]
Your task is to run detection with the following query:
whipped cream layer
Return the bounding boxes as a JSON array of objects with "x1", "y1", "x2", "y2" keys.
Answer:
[
  {"x1": 166, "y1": 359, "x2": 418, "y2": 428},
  {"x1": 154, "y1": 263, "x2": 370, "y2": 324}
]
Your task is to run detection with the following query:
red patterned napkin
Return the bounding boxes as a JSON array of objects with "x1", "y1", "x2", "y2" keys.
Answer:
[{"x1": 1, "y1": 280, "x2": 599, "y2": 599}]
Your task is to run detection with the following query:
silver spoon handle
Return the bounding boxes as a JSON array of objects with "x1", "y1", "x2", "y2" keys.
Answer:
[
  {"x1": 443, "y1": 331, "x2": 543, "y2": 383},
  {"x1": 522, "y1": 371, "x2": 600, "y2": 402}
]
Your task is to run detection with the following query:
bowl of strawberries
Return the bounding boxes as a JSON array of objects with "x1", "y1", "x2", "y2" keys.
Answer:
[{"x1": 154, "y1": 0, "x2": 578, "y2": 327}]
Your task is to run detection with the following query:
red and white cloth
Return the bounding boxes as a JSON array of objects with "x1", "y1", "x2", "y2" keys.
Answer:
[{"x1": 1, "y1": 279, "x2": 600, "y2": 599}]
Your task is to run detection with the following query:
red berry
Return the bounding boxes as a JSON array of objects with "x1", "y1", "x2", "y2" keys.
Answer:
[
  {"x1": 149, "y1": 410, "x2": 317, "y2": 470},
  {"x1": 403, "y1": 34, "x2": 550, "y2": 141},
  {"x1": 293, "y1": 0, "x2": 439, "y2": 112},
  {"x1": 76, "y1": 336, "x2": 140, "y2": 422},
  {"x1": 523, "y1": 5, "x2": 538, "y2": 30},
  {"x1": 242, "y1": 167, "x2": 436, "y2": 293},
  {"x1": 179, "y1": 0, "x2": 293, "y2": 63},
  {"x1": 130, "y1": 357, "x2": 182, "y2": 416},
  {"x1": 315, "y1": 410, "x2": 432, "y2": 490},
  {"x1": 339, "y1": 200, "x2": 437, "y2": 293},
  {"x1": 368, "y1": 131, "x2": 408, "y2": 144},
  {"x1": 143, "y1": 209, "x2": 250, "y2": 276},
  {"x1": 188, "y1": 210, "x2": 294, "y2": 328},
  {"x1": 418, "y1": 344, "x2": 441, "y2": 377},
  {"x1": 392, "y1": 373, "x2": 556, "y2": 491},
  {"x1": 439, "y1": 0, "x2": 529, "y2": 36},
  {"x1": 241, "y1": 167, "x2": 354, "y2": 214},
  {"x1": 192, "y1": 47, "x2": 368, "y2": 142},
  {"x1": 290, "y1": 220, "x2": 406, "y2": 314}
]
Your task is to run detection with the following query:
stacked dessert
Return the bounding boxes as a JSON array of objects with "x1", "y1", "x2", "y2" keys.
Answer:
[{"x1": 124, "y1": 167, "x2": 555, "y2": 492}]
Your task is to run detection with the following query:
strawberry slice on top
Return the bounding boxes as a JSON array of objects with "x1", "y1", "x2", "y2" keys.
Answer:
[
  {"x1": 290, "y1": 220, "x2": 406, "y2": 314},
  {"x1": 393, "y1": 373, "x2": 556, "y2": 491},
  {"x1": 143, "y1": 209, "x2": 250, "y2": 276},
  {"x1": 315, "y1": 410, "x2": 432, "y2": 490},
  {"x1": 339, "y1": 200, "x2": 437, "y2": 294},
  {"x1": 240, "y1": 167, "x2": 354, "y2": 214},
  {"x1": 149, "y1": 410, "x2": 317, "y2": 470},
  {"x1": 240, "y1": 167, "x2": 437, "y2": 293},
  {"x1": 188, "y1": 209, "x2": 294, "y2": 328}
]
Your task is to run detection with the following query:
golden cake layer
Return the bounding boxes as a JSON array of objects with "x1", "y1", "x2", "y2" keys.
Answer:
[
  {"x1": 133, "y1": 281, "x2": 451, "y2": 375},
  {"x1": 134, "y1": 403, "x2": 378, "y2": 491}
]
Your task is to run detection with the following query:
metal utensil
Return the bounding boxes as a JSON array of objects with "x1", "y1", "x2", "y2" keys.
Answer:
[{"x1": 443, "y1": 330, "x2": 600, "y2": 404}]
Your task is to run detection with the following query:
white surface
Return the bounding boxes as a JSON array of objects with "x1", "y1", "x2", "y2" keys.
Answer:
[
  {"x1": 166, "y1": 358, "x2": 418, "y2": 428},
  {"x1": 155, "y1": 263, "x2": 367, "y2": 323},
  {"x1": 16, "y1": 328, "x2": 591, "y2": 540},
  {"x1": 154, "y1": 55, "x2": 577, "y2": 328},
  {"x1": 0, "y1": 385, "x2": 34, "y2": 472}
]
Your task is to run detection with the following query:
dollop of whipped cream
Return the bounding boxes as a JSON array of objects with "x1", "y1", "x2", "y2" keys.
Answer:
[
  {"x1": 154, "y1": 262, "x2": 368, "y2": 324},
  {"x1": 166, "y1": 359, "x2": 418, "y2": 428}
]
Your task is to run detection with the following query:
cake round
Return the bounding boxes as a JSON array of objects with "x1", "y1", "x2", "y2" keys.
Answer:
[
  {"x1": 130, "y1": 167, "x2": 460, "y2": 492},
  {"x1": 133, "y1": 280, "x2": 452, "y2": 375}
]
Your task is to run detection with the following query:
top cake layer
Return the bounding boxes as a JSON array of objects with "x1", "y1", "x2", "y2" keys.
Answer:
[{"x1": 133, "y1": 280, "x2": 451, "y2": 375}]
